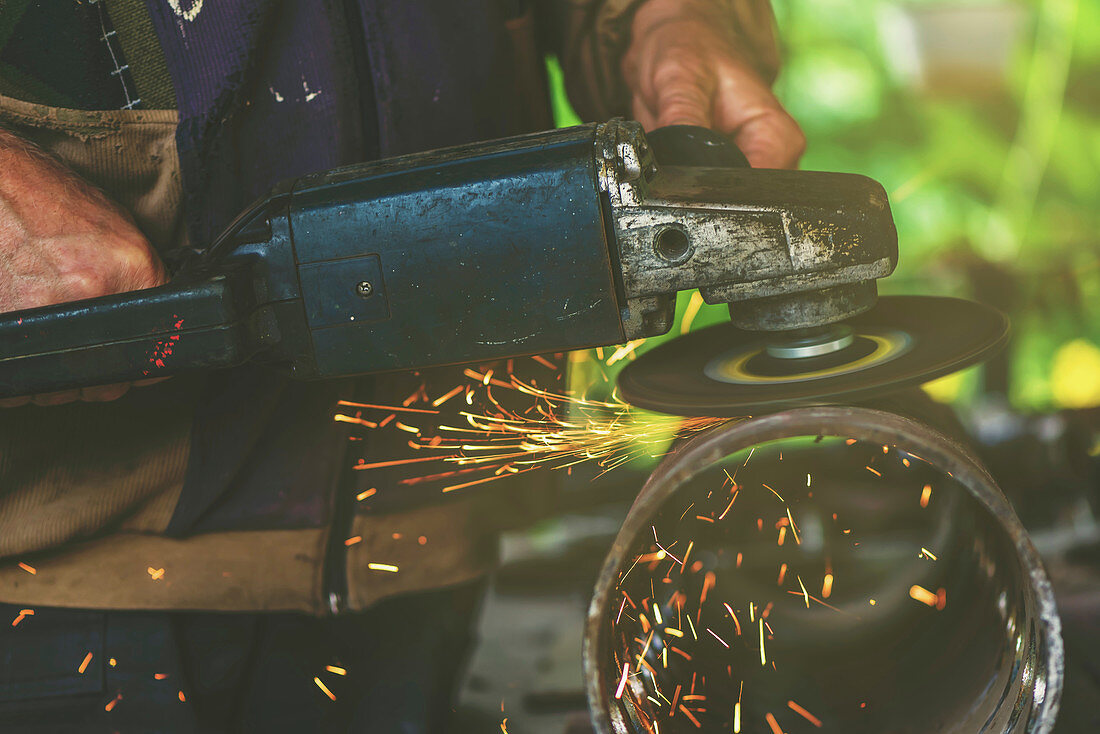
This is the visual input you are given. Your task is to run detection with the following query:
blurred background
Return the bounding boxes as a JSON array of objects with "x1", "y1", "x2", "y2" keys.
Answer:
[{"x1": 451, "y1": 2, "x2": 1100, "y2": 731}]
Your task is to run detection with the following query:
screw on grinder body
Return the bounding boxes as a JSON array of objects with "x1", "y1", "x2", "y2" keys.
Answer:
[{"x1": 0, "y1": 120, "x2": 928, "y2": 402}]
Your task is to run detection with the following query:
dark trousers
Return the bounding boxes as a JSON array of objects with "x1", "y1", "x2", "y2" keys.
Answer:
[{"x1": 0, "y1": 581, "x2": 483, "y2": 733}]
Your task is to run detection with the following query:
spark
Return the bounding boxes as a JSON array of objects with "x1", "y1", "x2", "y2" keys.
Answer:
[
  {"x1": 796, "y1": 575, "x2": 810, "y2": 608},
  {"x1": 313, "y1": 676, "x2": 336, "y2": 701},
  {"x1": 919, "y1": 547, "x2": 938, "y2": 561},
  {"x1": 147, "y1": 567, "x2": 165, "y2": 581},
  {"x1": 822, "y1": 573, "x2": 834, "y2": 598},
  {"x1": 336, "y1": 400, "x2": 439, "y2": 414},
  {"x1": 920, "y1": 484, "x2": 932, "y2": 507},
  {"x1": 723, "y1": 602, "x2": 742, "y2": 635},
  {"x1": 762, "y1": 483, "x2": 784, "y2": 502},
  {"x1": 866, "y1": 466, "x2": 881, "y2": 477},
  {"x1": 785, "y1": 507, "x2": 801, "y2": 545},
  {"x1": 759, "y1": 618, "x2": 766, "y2": 666},
  {"x1": 765, "y1": 712, "x2": 785, "y2": 734},
  {"x1": 178, "y1": 691, "x2": 186, "y2": 702},
  {"x1": 105, "y1": 694, "x2": 122, "y2": 712},
  {"x1": 679, "y1": 705, "x2": 703, "y2": 728},
  {"x1": 615, "y1": 663, "x2": 630, "y2": 699},
  {"x1": 777, "y1": 563, "x2": 788, "y2": 585},
  {"x1": 154, "y1": 673, "x2": 169, "y2": 680},
  {"x1": 432, "y1": 385, "x2": 464, "y2": 407},
  {"x1": 367, "y1": 563, "x2": 399, "y2": 573},
  {"x1": 356, "y1": 488, "x2": 377, "y2": 501},
  {"x1": 78, "y1": 652, "x2": 93, "y2": 674},
  {"x1": 734, "y1": 681, "x2": 743, "y2": 732},
  {"x1": 909, "y1": 585, "x2": 938, "y2": 607},
  {"x1": 869, "y1": 598, "x2": 877, "y2": 606},
  {"x1": 11, "y1": 609, "x2": 32, "y2": 627},
  {"x1": 344, "y1": 536, "x2": 362, "y2": 547},
  {"x1": 707, "y1": 628, "x2": 729, "y2": 648},
  {"x1": 17, "y1": 562, "x2": 35, "y2": 575},
  {"x1": 788, "y1": 700, "x2": 823, "y2": 727}
]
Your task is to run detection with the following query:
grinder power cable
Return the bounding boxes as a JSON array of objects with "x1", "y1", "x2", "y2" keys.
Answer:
[{"x1": 0, "y1": 120, "x2": 1004, "y2": 407}]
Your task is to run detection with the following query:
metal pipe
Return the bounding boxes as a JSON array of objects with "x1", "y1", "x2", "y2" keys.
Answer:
[{"x1": 585, "y1": 406, "x2": 1062, "y2": 733}]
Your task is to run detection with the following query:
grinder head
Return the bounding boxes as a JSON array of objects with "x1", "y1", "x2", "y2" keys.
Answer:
[{"x1": 617, "y1": 295, "x2": 1009, "y2": 416}]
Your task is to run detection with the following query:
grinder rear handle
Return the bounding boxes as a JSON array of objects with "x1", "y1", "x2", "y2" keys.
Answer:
[{"x1": 0, "y1": 121, "x2": 896, "y2": 398}]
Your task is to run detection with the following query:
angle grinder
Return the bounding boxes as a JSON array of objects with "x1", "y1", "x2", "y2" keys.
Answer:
[{"x1": 0, "y1": 119, "x2": 1005, "y2": 406}]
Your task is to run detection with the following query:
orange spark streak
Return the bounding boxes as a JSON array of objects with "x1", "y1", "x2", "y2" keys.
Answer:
[
  {"x1": 765, "y1": 712, "x2": 785, "y2": 734},
  {"x1": 178, "y1": 691, "x2": 186, "y2": 702},
  {"x1": 822, "y1": 573, "x2": 834, "y2": 599},
  {"x1": 788, "y1": 700, "x2": 823, "y2": 727},
  {"x1": 336, "y1": 400, "x2": 439, "y2": 414},
  {"x1": 367, "y1": 563, "x2": 399, "y2": 573},
  {"x1": 17, "y1": 562, "x2": 35, "y2": 575},
  {"x1": 723, "y1": 602, "x2": 742, "y2": 636},
  {"x1": 356, "y1": 488, "x2": 377, "y2": 501},
  {"x1": 909, "y1": 585, "x2": 938, "y2": 607},
  {"x1": 866, "y1": 466, "x2": 882, "y2": 477},
  {"x1": 334, "y1": 414, "x2": 378, "y2": 428},
  {"x1": 432, "y1": 385, "x2": 465, "y2": 407},
  {"x1": 344, "y1": 536, "x2": 362, "y2": 547},
  {"x1": 154, "y1": 673, "x2": 169, "y2": 680},
  {"x1": 532, "y1": 355, "x2": 557, "y2": 370},
  {"x1": 105, "y1": 694, "x2": 121, "y2": 712},
  {"x1": 679, "y1": 705, "x2": 703, "y2": 728},
  {"x1": 777, "y1": 563, "x2": 788, "y2": 585},
  {"x1": 78, "y1": 652, "x2": 93, "y2": 674},
  {"x1": 920, "y1": 484, "x2": 932, "y2": 508},
  {"x1": 313, "y1": 677, "x2": 336, "y2": 701}
]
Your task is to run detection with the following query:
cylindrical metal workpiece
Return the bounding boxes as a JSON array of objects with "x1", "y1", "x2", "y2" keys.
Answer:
[{"x1": 585, "y1": 407, "x2": 1062, "y2": 734}]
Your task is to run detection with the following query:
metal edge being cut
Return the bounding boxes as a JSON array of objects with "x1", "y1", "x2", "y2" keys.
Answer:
[{"x1": 583, "y1": 407, "x2": 1063, "y2": 734}]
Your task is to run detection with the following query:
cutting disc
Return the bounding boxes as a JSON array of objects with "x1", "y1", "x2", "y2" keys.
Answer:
[{"x1": 617, "y1": 296, "x2": 1008, "y2": 416}]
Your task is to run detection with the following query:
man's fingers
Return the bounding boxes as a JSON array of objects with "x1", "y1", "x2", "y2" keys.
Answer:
[
  {"x1": 712, "y1": 63, "x2": 805, "y2": 169},
  {"x1": 727, "y1": 108, "x2": 805, "y2": 169},
  {"x1": 650, "y1": 55, "x2": 714, "y2": 129}
]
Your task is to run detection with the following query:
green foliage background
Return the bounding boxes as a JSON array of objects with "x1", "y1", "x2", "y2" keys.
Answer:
[{"x1": 551, "y1": 0, "x2": 1100, "y2": 412}]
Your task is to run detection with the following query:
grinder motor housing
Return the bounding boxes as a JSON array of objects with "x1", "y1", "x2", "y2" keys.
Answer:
[{"x1": 0, "y1": 120, "x2": 897, "y2": 397}]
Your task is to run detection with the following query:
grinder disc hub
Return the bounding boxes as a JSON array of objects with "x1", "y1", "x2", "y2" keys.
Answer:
[
  {"x1": 764, "y1": 325, "x2": 855, "y2": 360},
  {"x1": 617, "y1": 296, "x2": 1008, "y2": 416}
]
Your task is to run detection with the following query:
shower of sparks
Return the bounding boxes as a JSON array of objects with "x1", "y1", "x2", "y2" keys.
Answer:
[
  {"x1": 337, "y1": 368, "x2": 729, "y2": 494},
  {"x1": 604, "y1": 438, "x2": 966, "y2": 732}
]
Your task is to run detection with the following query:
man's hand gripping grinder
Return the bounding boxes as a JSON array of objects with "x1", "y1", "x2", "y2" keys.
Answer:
[{"x1": 0, "y1": 120, "x2": 1006, "y2": 413}]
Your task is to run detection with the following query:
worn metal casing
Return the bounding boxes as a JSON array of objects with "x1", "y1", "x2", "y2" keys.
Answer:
[{"x1": 281, "y1": 126, "x2": 625, "y2": 378}]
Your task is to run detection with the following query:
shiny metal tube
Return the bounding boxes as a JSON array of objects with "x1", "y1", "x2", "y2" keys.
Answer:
[{"x1": 585, "y1": 407, "x2": 1063, "y2": 734}]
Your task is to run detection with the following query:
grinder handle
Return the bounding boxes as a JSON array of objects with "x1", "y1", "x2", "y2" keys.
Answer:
[
  {"x1": 0, "y1": 271, "x2": 259, "y2": 398},
  {"x1": 646, "y1": 125, "x2": 750, "y2": 169}
]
